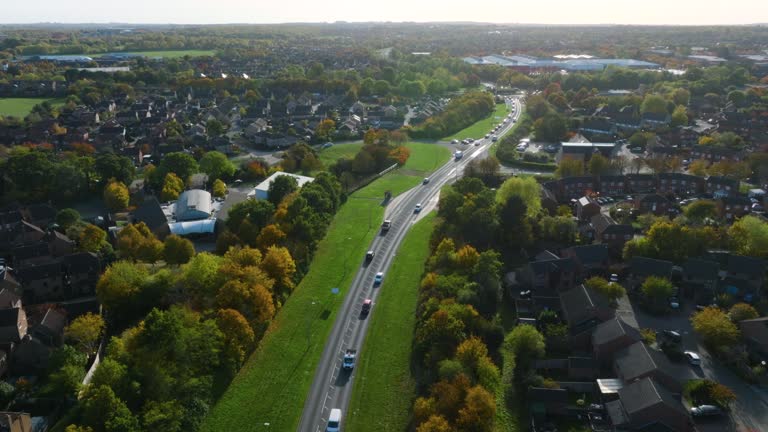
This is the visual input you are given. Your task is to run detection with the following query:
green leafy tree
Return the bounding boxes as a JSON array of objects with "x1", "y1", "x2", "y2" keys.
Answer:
[
  {"x1": 56, "y1": 208, "x2": 81, "y2": 230},
  {"x1": 163, "y1": 234, "x2": 195, "y2": 265},
  {"x1": 141, "y1": 400, "x2": 184, "y2": 432},
  {"x1": 729, "y1": 303, "x2": 759, "y2": 322},
  {"x1": 212, "y1": 179, "x2": 227, "y2": 198},
  {"x1": 268, "y1": 174, "x2": 299, "y2": 206},
  {"x1": 160, "y1": 172, "x2": 184, "y2": 202},
  {"x1": 103, "y1": 181, "x2": 130, "y2": 212},
  {"x1": 585, "y1": 276, "x2": 626, "y2": 304},
  {"x1": 587, "y1": 153, "x2": 611, "y2": 176},
  {"x1": 503, "y1": 324, "x2": 545, "y2": 375},
  {"x1": 671, "y1": 105, "x2": 688, "y2": 127},
  {"x1": 116, "y1": 222, "x2": 164, "y2": 263},
  {"x1": 691, "y1": 306, "x2": 741, "y2": 348},
  {"x1": 496, "y1": 176, "x2": 542, "y2": 217},
  {"x1": 65, "y1": 312, "x2": 105, "y2": 354},
  {"x1": 640, "y1": 94, "x2": 669, "y2": 115},
  {"x1": 641, "y1": 276, "x2": 675, "y2": 304},
  {"x1": 684, "y1": 200, "x2": 718, "y2": 222},
  {"x1": 555, "y1": 157, "x2": 585, "y2": 178},
  {"x1": 729, "y1": 215, "x2": 768, "y2": 258},
  {"x1": 78, "y1": 224, "x2": 108, "y2": 253},
  {"x1": 206, "y1": 118, "x2": 225, "y2": 136},
  {"x1": 199, "y1": 151, "x2": 236, "y2": 181},
  {"x1": 533, "y1": 112, "x2": 567, "y2": 142},
  {"x1": 95, "y1": 153, "x2": 135, "y2": 185}
]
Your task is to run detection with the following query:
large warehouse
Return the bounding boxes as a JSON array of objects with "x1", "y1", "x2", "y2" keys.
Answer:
[
  {"x1": 175, "y1": 189, "x2": 214, "y2": 221},
  {"x1": 248, "y1": 172, "x2": 315, "y2": 200}
]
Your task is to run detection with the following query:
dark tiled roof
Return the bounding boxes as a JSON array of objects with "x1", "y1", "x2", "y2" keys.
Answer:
[
  {"x1": 15, "y1": 260, "x2": 62, "y2": 281},
  {"x1": 706, "y1": 176, "x2": 739, "y2": 187},
  {"x1": 618, "y1": 377, "x2": 686, "y2": 417},
  {"x1": 63, "y1": 252, "x2": 100, "y2": 273},
  {"x1": 39, "y1": 308, "x2": 66, "y2": 334},
  {"x1": 530, "y1": 257, "x2": 575, "y2": 276},
  {"x1": 568, "y1": 356, "x2": 597, "y2": 369},
  {"x1": 590, "y1": 214, "x2": 616, "y2": 233},
  {"x1": 568, "y1": 244, "x2": 608, "y2": 265},
  {"x1": 629, "y1": 256, "x2": 673, "y2": 278},
  {"x1": 131, "y1": 197, "x2": 168, "y2": 233},
  {"x1": 592, "y1": 317, "x2": 642, "y2": 346},
  {"x1": 614, "y1": 342, "x2": 667, "y2": 382},
  {"x1": 683, "y1": 258, "x2": 719, "y2": 280},
  {"x1": 603, "y1": 224, "x2": 634, "y2": 236},
  {"x1": 728, "y1": 255, "x2": 766, "y2": 277},
  {"x1": 561, "y1": 284, "x2": 610, "y2": 326},
  {"x1": 0, "y1": 288, "x2": 21, "y2": 309},
  {"x1": 528, "y1": 387, "x2": 568, "y2": 403},
  {"x1": 0, "y1": 308, "x2": 21, "y2": 327}
]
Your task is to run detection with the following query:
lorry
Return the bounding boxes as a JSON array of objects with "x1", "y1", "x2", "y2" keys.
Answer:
[{"x1": 342, "y1": 349, "x2": 357, "y2": 370}]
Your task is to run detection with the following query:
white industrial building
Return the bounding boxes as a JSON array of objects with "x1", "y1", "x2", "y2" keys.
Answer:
[
  {"x1": 248, "y1": 172, "x2": 315, "y2": 200},
  {"x1": 175, "y1": 189, "x2": 214, "y2": 221}
]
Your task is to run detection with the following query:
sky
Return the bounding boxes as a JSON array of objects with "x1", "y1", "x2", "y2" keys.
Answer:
[{"x1": 2, "y1": 0, "x2": 767, "y2": 25}]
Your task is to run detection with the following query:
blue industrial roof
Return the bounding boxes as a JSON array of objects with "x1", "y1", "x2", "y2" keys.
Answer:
[{"x1": 465, "y1": 55, "x2": 659, "y2": 70}]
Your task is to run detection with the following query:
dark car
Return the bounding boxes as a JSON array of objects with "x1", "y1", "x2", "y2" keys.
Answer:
[
  {"x1": 662, "y1": 330, "x2": 682, "y2": 343},
  {"x1": 361, "y1": 299, "x2": 372, "y2": 315},
  {"x1": 365, "y1": 250, "x2": 375, "y2": 262}
]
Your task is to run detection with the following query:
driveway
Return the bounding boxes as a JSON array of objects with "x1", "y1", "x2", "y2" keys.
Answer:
[{"x1": 615, "y1": 295, "x2": 768, "y2": 432}]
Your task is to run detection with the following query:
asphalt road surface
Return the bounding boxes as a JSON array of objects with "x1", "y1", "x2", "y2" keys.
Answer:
[{"x1": 296, "y1": 98, "x2": 523, "y2": 432}]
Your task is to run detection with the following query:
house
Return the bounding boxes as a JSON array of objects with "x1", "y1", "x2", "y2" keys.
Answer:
[
  {"x1": 625, "y1": 174, "x2": 656, "y2": 194},
  {"x1": 635, "y1": 194, "x2": 671, "y2": 216},
  {"x1": 705, "y1": 176, "x2": 739, "y2": 198},
  {"x1": 63, "y1": 252, "x2": 100, "y2": 297},
  {"x1": 560, "y1": 176, "x2": 598, "y2": 201},
  {"x1": 717, "y1": 195, "x2": 751, "y2": 221},
  {"x1": 690, "y1": 145, "x2": 744, "y2": 163},
  {"x1": 0, "y1": 266, "x2": 21, "y2": 295},
  {"x1": 739, "y1": 317, "x2": 768, "y2": 361},
  {"x1": 580, "y1": 117, "x2": 616, "y2": 136},
  {"x1": 562, "y1": 244, "x2": 609, "y2": 278},
  {"x1": 244, "y1": 119, "x2": 269, "y2": 137},
  {"x1": 31, "y1": 307, "x2": 66, "y2": 347},
  {"x1": 15, "y1": 260, "x2": 65, "y2": 304},
  {"x1": 528, "y1": 387, "x2": 569, "y2": 417},
  {"x1": 0, "y1": 307, "x2": 27, "y2": 347},
  {"x1": 599, "y1": 175, "x2": 627, "y2": 196},
  {"x1": 557, "y1": 142, "x2": 617, "y2": 163},
  {"x1": 519, "y1": 251, "x2": 576, "y2": 293},
  {"x1": 657, "y1": 173, "x2": 703, "y2": 197},
  {"x1": 592, "y1": 317, "x2": 642, "y2": 363},
  {"x1": 628, "y1": 256, "x2": 674, "y2": 289},
  {"x1": 613, "y1": 342, "x2": 681, "y2": 392},
  {"x1": 568, "y1": 356, "x2": 599, "y2": 380},
  {"x1": 605, "y1": 378, "x2": 690, "y2": 432},
  {"x1": 682, "y1": 258, "x2": 719, "y2": 300},
  {"x1": 724, "y1": 254, "x2": 766, "y2": 296},
  {"x1": 22, "y1": 204, "x2": 56, "y2": 228},
  {"x1": 591, "y1": 214, "x2": 634, "y2": 255},
  {"x1": 560, "y1": 284, "x2": 614, "y2": 348},
  {"x1": 130, "y1": 197, "x2": 170, "y2": 239},
  {"x1": 0, "y1": 412, "x2": 32, "y2": 432},
  {"x1": 576, "y1": 196, "x2": 601, "y2": 221},
  {"x1": 641, "y1": 112, "x2": 671, "y2": 129}
]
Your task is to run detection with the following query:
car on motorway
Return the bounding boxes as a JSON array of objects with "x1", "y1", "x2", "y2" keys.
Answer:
[
  {"x1": 374, "y1": 272, "x2": 384, "y2": 286},
  {"x1": 684, "y1": 351, "x2": 701, "y2": 366},
  {"x1": 327, "y1": 408, "x2": 342, "y2": 432},
  {"x1": 414, "y1": 203, "x2": 422, "y2": 213},
  {"x1": 423, "y1": 177, "x2": 430, "y2": 184},
  {"x1": 491, "y1": 135, "x2": 498, "y2": 142},
  {"x1": 485, "y1": 133, "x2": 490, "y2": 139},
  {"x1": 381, "y1": 220, "x2": 391, "y2": 232},
  {"x1": 691, "y1": 405, "x2": 723, "y2": 417},
  {"x1": 365, "y1": 250, "x2": 375, "y2": 262},
  {"x1": 454, "y1": 150, "x2": 463, "y2": 160},
  {"x1": 451, "y1": 139, "x2": 459, "y2": 144},
  {"x1": 361, "y1": 298, "x2": 372, "y2": 315}
]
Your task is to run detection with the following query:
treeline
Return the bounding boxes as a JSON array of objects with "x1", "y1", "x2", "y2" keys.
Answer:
[
  {"x1": 407, "y1": 91, "x2": 495, "y2": 139},
  {"x1": 328, "y1": 129, "x2": 411, "y2": 190}
]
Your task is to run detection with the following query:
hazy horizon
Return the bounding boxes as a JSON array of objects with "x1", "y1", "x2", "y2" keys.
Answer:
[{"x1": 2, "y1": 0, "x2": 767, "y2": 26}]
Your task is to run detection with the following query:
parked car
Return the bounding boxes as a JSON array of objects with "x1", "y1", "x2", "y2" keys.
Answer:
[
  {"x1": 662, "y1": 330, "x2": 682, "y2": 343},
  {"x1": 691, "y1": 405, "x2": 723, "y2": 417},
  {"x1": 374, "y1": 272, "x2": 384, "y2": 286},
  {"x1": 669, "y1": 297, "x2": 681, "y2": 310},
  {"x1": 684, "y1": 351, "x2": 701, "y2": 366},
  {"x1": 610, "y1": 273, "x2": 619, "y2": 283}
]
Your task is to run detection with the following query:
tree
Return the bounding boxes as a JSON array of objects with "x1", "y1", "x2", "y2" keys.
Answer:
[
  {"x1": 79, "y1": 224, "x2": 107, "y2": 253},
  {"x1": 227, "y1": 199, "x2": 275, "y2": 233},
  {"x1": 96, "y1": 261, "x2": 150, "y2": 313},
  {"x1": 688, "y1": 159, "x2": 709, "y2": 176},
  {"x1": 640, "y1": 94, "x2": 668, "y2": 115},
  {"x1": 65, "y1": 426, "x2": 94, "y2": 432},
  {"x1": 261, "y1": 246, "x2": 297, "y2": 297},
  {"x1": 729, "y1": 303, "x2": 759, "y2": 322},
  {"x1": 416, "y1": 415, "x2": 453, "y2": 432},
  {"x1": 116, "y1": 223, "x2": 163, "y2": 263},
  {"x1": 587, "y1": 153, "x2": 611, "y2": 176},
  {"x1": 641, "y1": 276, "x2": 675, "y2": 304},
  {"x1": 496, "y1": 176, "x2": 542, "y2": 217},
  {"x1": 671, "y1": 105, "x2": 688, "y2": 127},
  {"x1": 160, "y1": 172, "x2": 184, "y2": 202},
  {"x1": 456, "y1": 385, "x2": 496, "y2": 432},
  {"x1": 684, "y1": 200, "x2": 718, "y2": 222},
  {"x1": 255, "y1": 224, "x2": 287, "y2": 250},
  {"x1": 65, "y1": 312, "x2": 105, "y2": 354},
  {"x1": 103, "y1": 181, "x2": 129, "y2": 212},
  {"x1": 268, "y1": 174, "x2": 299, "y2": 206},
  {"x1": 555, "y1": 157, "x2": 584, "y2": 178},
  {"x1": 729, "y1": 215, "x2": 768, "y2": 258},
  {"x1": 315, "y1": 119, "x2": 336, "y2": 142},
  {"x1": 216, "y1": 308, "x2": 255, "y2": 370},
  {"x1": 671, "y1": 88, "x2": 691, "y2": 106},
  {"x1": 503, "y1": 324, "x2": 545, "y2": 374},
  {"x1": 56, "y1": 208, "x2": 81, "y2": 230},
  {"x1": 533, "y1": 112, "x2": 567, "y2": 142},
  {"x1": 141, "y1": 400, "x2": 184, "y2": 432},
  {"x1": 212, "y1": 179, "x2": 227, "y2": 198},
  {"x1": 95, "y1": 153, "x2": 135, "y2": 185},
  {"x1": 585, "y1": 276, "x2": 625, "y2": 304},
  {"x1": 90, "y1": 359, "x2": 129, "y2": 399},
  {"x1": 206, "y1": 118, "x2": 224, "y2": 136},
  {"x1": 691, "y1": 306, "x2": 741, "y2": 348},
  {"x1": 216, "y1": 279, "x2": 275, "y2": 327},
  {"x1": 155, "y1": 152, "x2": 198, "y2": 185},
  {"x1": 163, "y1": 235, "x2": 195, "y2": 265},
  {"x1": 199, "y1": 151, "x2": 236, "y2": 181}
]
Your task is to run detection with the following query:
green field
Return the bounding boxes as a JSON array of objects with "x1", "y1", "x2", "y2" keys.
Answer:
[
  {"x1": 94, "y1": 49, "x2": 216, "y2": 59},
  {"x1": 318, "y1": 141, "x2": 450, "y2": 173},
  {"x1": 442, "y1": 103, "x2": 509, "y2": 142},
  {"x1": 201, "y1": 171, "x2": 430, "y2": 432},
  {"x1": 347, "y1": 212, "x2": 435, "y2": 431},
  {"x1": 0, "y1": 98, "x2": 66, "y2": 118}
]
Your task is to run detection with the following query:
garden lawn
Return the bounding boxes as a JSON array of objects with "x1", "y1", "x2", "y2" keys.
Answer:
[
  {"x1": 0, "y1": 97, "x2": 65, "y2": 117},
  {"x1": 442, "y1": 103, "x2": 509, "y2": 142},
  {"x1": 201, "y1": 172, "x2": 428, "y2": 432},
  {"x1": 346, "y1": 212, "x2": 436, "y2": 431},
  {"x1": 318, "y1": 142, "x2": 363, "y2": 167}
]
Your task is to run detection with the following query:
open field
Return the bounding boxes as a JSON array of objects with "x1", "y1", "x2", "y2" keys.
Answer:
[
  {"x1": 0, "y1": 98, "x2": 66, "y2": 117},
  {"x1": 346, "y1": 212, "x2": 435, "y2": 431},
  {"x1": 442, "y1": 103, "x2": 509, "y2": 142},
  {"x1": 318, "y1": 141, "x2": 450, "y2": 173},
  {"x1": 201, "y1": 171, "x2": 433, "y2": 432},
  {"x1": 318, "y1": 142, "x2": 363, "y2": 167}
]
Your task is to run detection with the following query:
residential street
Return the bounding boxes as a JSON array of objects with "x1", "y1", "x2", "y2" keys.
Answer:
[{"x1": 616, "y1": 296, "x2": 768, "y2": 432}]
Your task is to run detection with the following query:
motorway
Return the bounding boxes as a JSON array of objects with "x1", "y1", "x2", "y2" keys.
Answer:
[{"x1": 297, "y1": 97, "x2": 523, "y2": 432}]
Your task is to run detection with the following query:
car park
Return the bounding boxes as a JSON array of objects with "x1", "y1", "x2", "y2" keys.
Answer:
[
  {"x1": 684, "y1": 351, "x2": 701, "y2": 366},
  {"x1": 374, "y1": 272, "x2": 384, "y2": 286}
]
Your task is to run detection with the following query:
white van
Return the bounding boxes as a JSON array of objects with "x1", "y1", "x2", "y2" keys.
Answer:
[{"x1": 327, "y1": 408, "x2": 342, "y2": 432}]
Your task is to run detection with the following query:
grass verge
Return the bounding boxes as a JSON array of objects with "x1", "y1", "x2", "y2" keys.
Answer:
[
  {"x1": 0, "y1": 97, "x2": 66, "y2": 117},
  {"x1": 442, "y1": 103, "x2": 509, "y2": 142},
  {"x1": 403, "y1": 142, "x2": 451, "y2": 173},
  {"x1": 318, "y1": 142, "x2": 364, "y2": 168},
  {"x1": 346, "y1": 212, "x2": 436, "y2": 431},
  {"x1": 201, "y1": 173, "x2": 426, "y2": 432}
]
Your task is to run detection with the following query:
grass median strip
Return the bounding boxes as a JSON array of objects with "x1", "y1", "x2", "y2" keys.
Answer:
[
  {"x1": 202, "y1": 172, "x2": 424, "y2": 432},
  {"x1": 347, "y1": 212, "x2": 436, "y2": 431}
]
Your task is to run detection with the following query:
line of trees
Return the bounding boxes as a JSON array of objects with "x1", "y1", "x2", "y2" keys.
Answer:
[{"x1": 407, "y1": 91, "x2": 495, "y2": 139}]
